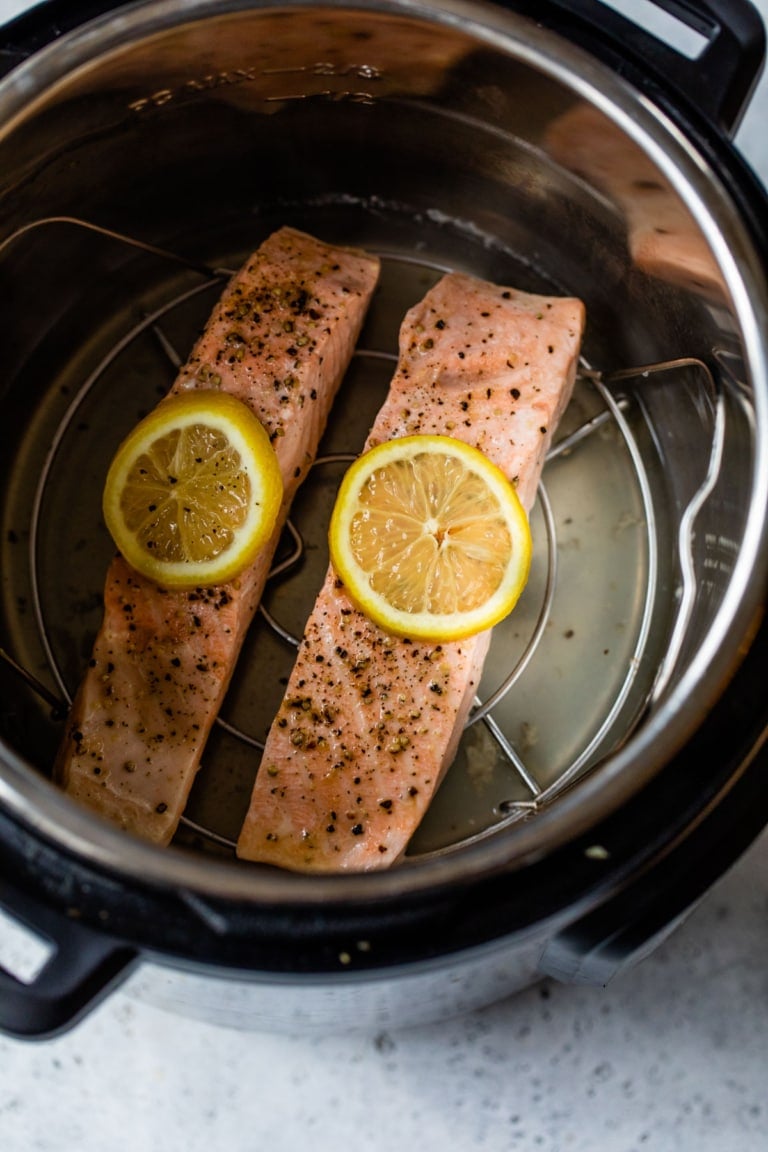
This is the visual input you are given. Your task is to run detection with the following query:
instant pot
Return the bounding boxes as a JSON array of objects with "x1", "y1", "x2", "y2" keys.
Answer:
[{"x1": 1, "y1": 0, "x2": 768, "y2": 1039}]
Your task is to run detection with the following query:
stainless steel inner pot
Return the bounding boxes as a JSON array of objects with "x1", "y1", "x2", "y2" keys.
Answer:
[{"x1": 1, "y1": 0, "x2": 768, "y2": 1033}]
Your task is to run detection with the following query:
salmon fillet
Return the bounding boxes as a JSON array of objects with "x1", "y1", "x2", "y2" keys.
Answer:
[
  {"x1": 236, "y1": 271, "x2": 585, "y2": 871},
  {"x1": 56, "y1": 227, "x2": 380, "y2": 844}
]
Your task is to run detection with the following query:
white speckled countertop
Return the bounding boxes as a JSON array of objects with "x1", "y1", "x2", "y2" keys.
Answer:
[{"x1": 2, "y1": 2, "x2": 768, "y2": 1149}]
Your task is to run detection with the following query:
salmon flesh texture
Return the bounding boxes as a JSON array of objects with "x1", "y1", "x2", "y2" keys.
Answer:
[
  {"x1": 56, "y1": 227, "x2": 381, "y2": 844},
  {"x1": 236, "y1": 271, "x2": 586, "y2": 871}
]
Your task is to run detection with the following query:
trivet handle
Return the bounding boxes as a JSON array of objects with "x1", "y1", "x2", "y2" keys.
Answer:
[
  {"x1": 0, "y1": 877, "x2": 136, "y2": 1040},
  {"x1": 512, "y1": 0, "x2": 766, "y2": 136}
]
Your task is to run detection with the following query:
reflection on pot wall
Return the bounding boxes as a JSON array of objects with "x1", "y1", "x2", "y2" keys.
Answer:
[{"x1": 545, "y1": 101, "x2": 725, "y2": 300}]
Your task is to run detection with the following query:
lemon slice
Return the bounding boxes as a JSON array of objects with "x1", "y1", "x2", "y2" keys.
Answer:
[
  {"x1": 103, "y1": 389, "x2": 283, "y2": 589},
  {"x1": 328, "y1": 435, "x2": 532, "y2": 641}
]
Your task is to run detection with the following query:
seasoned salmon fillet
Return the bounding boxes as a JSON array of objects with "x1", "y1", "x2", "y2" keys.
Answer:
[
  {"x1": 237, "y1": 271, "x2": 585, "y2": 871},
  {"x1": 56, "y1": 227, "x2": 380, "y2": 844}
]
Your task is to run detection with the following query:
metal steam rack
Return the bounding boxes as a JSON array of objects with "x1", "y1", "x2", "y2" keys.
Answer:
[{"x1": 0, "y1": 216, "x2": 728, "y2": 857}]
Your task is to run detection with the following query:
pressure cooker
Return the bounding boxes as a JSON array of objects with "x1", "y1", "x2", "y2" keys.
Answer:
[{"x1": 1, "y1": 0, "x2": 767, "y2": 1039}]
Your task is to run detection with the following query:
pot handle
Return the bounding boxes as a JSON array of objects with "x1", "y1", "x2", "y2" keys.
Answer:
[
  {"x1": 526, "y1": 0, "x2": 766, "y2": 136},
  {"x1": 0, "y1": 880, "x2": 137, "y2": 1039}
]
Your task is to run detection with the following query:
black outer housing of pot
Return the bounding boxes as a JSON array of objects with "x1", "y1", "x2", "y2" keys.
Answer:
[{"x1": 1, "y1": 0, "x2": 768, "y2": 1039}]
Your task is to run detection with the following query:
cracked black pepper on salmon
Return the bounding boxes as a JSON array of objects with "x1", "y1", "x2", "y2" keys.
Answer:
[
  {"x1": 56, "y1": 227, "x2": 380, "y2": 843},
  {"x1": 236, "y1": 271, "x2": 585, "y2": 871}
]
